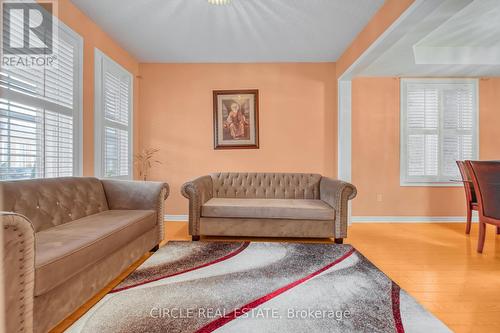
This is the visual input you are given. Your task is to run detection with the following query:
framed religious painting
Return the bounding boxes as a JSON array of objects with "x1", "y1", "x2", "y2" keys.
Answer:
[{"x1": 213, "y1": 89, "x2": 259, "y2": 149}]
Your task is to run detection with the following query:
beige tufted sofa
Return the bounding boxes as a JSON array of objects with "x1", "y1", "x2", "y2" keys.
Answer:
[
  {"x1": 1, "y1": 177, "x2": 169, "y2": 333},
  {"x1": 181, "y1": 173, "x2": 356, "y2": 242}
]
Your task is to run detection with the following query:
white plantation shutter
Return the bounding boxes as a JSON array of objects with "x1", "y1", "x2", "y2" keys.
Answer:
[
  {"x1": 442, "y1": 87, "x2": 475, "y2": 176},
  {"x1": 401, "y1": 79, "x2": 478, "y2": 185},
  {"x1": 0, "y1": 21, "x2": 82, "y2": 180},
  {"x1": 95, "y1": 49, "x2": 133, "y2": 179}
]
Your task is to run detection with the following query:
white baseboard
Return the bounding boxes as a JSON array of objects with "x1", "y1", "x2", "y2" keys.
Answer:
[
  {"x1": 164, "y1": 214, "x2": 188, "y2": 222},
  {"x1": 165, "y1": 214, "x2": 478, "y2": 223},
  {"x1": 352, "y1": 214, "x2": 479, "y2": 223}
]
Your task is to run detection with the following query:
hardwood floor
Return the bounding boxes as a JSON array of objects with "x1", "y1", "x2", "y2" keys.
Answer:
[
  {"x1": 348, "y1": 223, "x2": 500, "y2": 333},
  {"x1": 51, "y1": 222, "x2": 500, "y2": 333}
]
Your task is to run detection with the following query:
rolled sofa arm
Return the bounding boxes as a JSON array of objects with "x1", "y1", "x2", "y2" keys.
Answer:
[
  {"x1": 100, "y1": 180, "x2": 169, "y2": 243},
  {"x1": 319, "y1": 177, "x2": 357, "y2": 239},
  {"x1": 2, "y1": 212, "x2": 35, "y2": 333},
  {"x1": 181, "y1": 176, "x2": 213, "y2": 236}
]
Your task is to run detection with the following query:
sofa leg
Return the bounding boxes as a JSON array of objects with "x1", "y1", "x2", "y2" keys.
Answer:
[
  {"x1": 151, "y1": 244, "x2": 159, "y2": 252},
  {"x1": 334, "y1": 238, "x2": 343, "y2": 244},
  {"x1": 192, "y1": 235, "x2": 200, "y2": 241}
]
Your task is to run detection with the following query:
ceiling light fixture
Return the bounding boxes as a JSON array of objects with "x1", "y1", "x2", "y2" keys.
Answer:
[{"x1": 208, "y1": 0, "x2": 231, "y2": 5}]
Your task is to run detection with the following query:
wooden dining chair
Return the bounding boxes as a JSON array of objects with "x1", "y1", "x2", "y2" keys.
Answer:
[
  {"x1": 465, "y1": 161, "x2": 500, "y2": 253},
  {"x1": 456, "y1": 160, "x2": 478, "y2": 234}
]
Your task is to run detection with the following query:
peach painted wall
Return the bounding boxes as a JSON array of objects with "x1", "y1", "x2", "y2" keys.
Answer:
[
  {"x1": 351, "y1": 77, "x2": 500, "y2": 217},
  {"x1": 139, "y1": 63, "x2": 337, "y2": 215},
  {"x1": 54, "y1": 0, "x2": 140, "y2": 176},
  {"x1": 336, "y1": 0, "x2": 414, "y2": 78},
  {"x1": 478, "y1": 78, "x2": 500, "y2": 160}
]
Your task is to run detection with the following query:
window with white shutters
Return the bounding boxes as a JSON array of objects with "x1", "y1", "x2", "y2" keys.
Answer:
[
  {"x1": 0, "y1": 21, "x2": 83, "y2": 180},
  {"x1": 400, "y1": 79, "x2": 478, "y2": 185},
  {"x1": 94, "y1": 49, "x2": 133, "y2": 179}
]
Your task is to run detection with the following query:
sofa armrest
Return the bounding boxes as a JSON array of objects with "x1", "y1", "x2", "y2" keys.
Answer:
[
  {"x1": 2, "y1": 212, "x2": 35, "y2": 333},
  {"x1": 100, "y1": 180, "x2": 169, "y2": 243},
  {"x1": 319, "y1": 177, "x2": 357, "y2": 239},
  {"x1": 181, "y1": 176, "x2": 213, "y2": 236}
]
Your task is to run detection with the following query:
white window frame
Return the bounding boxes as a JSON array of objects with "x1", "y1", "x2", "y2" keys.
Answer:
[
  {"x1": 94, "y1": 48, "x2": 133, "y2": 179},
  {"x1": 400, "y1": 78, "x2": 479, "y2": 187},
  {"x1": 0, "y1": 19, "x2": 83, "y2": 178},
  {"x1": 70, "y1": 22, "x2": 84, "y2": 177}
]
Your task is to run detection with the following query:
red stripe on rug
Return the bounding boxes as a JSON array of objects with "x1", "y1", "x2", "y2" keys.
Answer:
[
  {"x1": 195, "y1": 247, "x2": 356, "y2": 333},
  {"x1": 110, "y1": 242, "x2": 250, "y2": 293},
  {"x1": 391, "y1": 282, "x2": 405, "y2": 333}
]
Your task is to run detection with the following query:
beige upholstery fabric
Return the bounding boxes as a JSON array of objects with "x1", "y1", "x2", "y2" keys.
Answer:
[
  {"x1": 1, "y1": 177, "x2": 169, "y2": 333},
  {"x1": 181, "y1": 175, "x2": 214, "y2": 236},
  {"x1": 35, "y1": 210, "x2": 156, "y2": 296},
  {"x1": 101, "y1": 179, "x2": 169, "y2": 243},
  {"x1": 319, "y1": 177, "x2": 357, "y2": 238},
  {"x1": 182, "y1": 173, "x2": 357, "y2": 239},
  {"x1": 211, "y1": 173, "x2": 322, "y2": 199},
  {"x1": 200, "y1": 217, "x2": 334, "y2": 238},
  {"x1": 33, "y1": 227, "x2": 159, "y2": 333},
  {"x1": 202, "y1": 198, "x2": 335, "y2": 220},
  {"x1": 0, "y1": 177, "x2": 109, "y2": 232},
  {"x1": 2, "y1": 212, "x2": 35, "y2": 333}
]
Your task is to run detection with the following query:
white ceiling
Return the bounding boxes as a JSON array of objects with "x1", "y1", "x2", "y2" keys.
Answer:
[
  {"x1": 352, "y1": 0, "x2": 500, "y2": 77},
  {"x1": 414, "y1": 0, "x2": 500, "y2": 65},
  {"x1": 70, "y1": 0, "x2": 384, "y2": 63}
]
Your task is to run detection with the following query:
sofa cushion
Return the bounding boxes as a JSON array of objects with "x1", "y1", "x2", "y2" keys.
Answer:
[
  {"x1": 0, "y1": 177, "x2": 109, "y2": 232},
  {"x1": 34, "y1": 210, "x2": 156, "y2": 296},
  {"x1": 201, "y1": 198, "x2": 335, "y2": 221},
  {"x1": 211, "y1": 173, "x2": 322, "y2": 199}
]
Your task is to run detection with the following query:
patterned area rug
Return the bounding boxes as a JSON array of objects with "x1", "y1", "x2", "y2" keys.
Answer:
[{"x1": 67, "y1": 242, "x2": 450, "y2": 333}]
